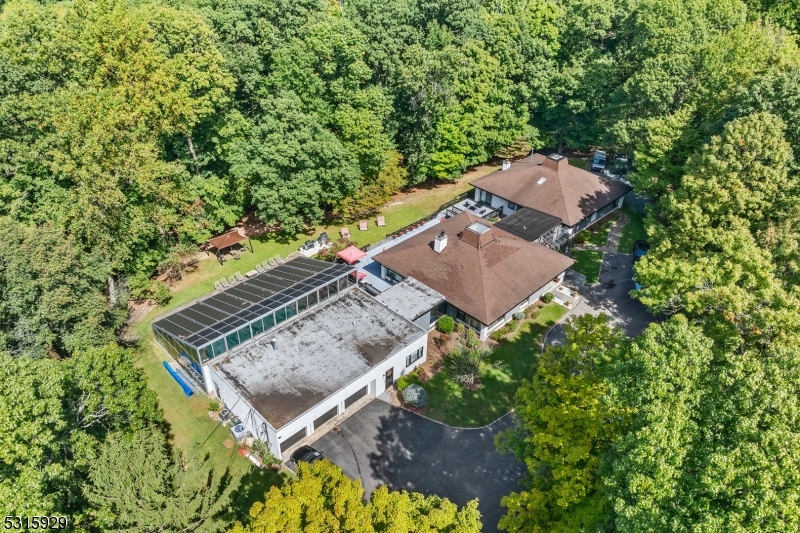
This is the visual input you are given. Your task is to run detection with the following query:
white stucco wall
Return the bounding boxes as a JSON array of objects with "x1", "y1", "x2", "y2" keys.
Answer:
[{"x1": 206, "y1": 330, "x2": 428, "y2": 457}]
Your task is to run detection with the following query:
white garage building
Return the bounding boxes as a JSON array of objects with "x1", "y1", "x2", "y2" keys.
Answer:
[{"x1": 208, "y1": 288, "x2": 428, "y2": 457}]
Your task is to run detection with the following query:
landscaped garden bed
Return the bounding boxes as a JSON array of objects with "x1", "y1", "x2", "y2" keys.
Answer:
[{"x1": 406, "y1": 303, "x2": 567, "y2": 427}]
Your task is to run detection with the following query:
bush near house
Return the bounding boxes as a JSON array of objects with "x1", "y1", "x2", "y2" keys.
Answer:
[
  {"x1": 397, "y1": 371, "x2": 422, "y2": 390},
  {"x1": 541, "y1": 292, "x2": 554, "y2": 304},
  {"x1": 437, "y1": 315, "x2": 455, "y2": 334}
]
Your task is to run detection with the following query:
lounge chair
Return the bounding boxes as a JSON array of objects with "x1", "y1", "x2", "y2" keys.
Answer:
[
  {"x1": 359, "y1": 220, "x2": 368, "y2": 231},
  {"x1": 220, "y1": 278, "x2": 230, "y2": 288},
  {"x1": 235, "y1": 271, "x2": 245, "y2": 282},
  {"x1": 377, "y1": 216, "x2": 386, "y2": 227},
  {"x1": 228, "y1": 275, "x2": 237, "y2": 285},
  {"x1": 274, "y1": 255, "x2": 284, "y2": 265},
  {"x1": 232, "y1": 250, "x2": 241, "y2": 260},
  {"x1": 268, "y1": 258, "x2": 277, "y2": 267},
  {"x1": 341, "y1": 227, "x2": 350, "y2": 239},
  {"x1": 214, "y1": 281, "x2": 222, "y2": 290}
]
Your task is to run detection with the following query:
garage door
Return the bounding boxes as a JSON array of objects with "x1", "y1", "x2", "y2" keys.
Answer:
[
  {"x1": 280, "y1": 427, "x2": 307, "y2": 452},
  {"x1": 344, "y1": 386, "x2": 368, "y2": 408},
  {"x1": 313, "y1": 406, "x2": 338, "y2": 429}
]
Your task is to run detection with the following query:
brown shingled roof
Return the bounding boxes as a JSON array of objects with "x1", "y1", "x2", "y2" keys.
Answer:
[
  {"x1": 471, "y1": 154, "x2": 632, "y2": 226},
  {"x1": 373, "y1": 212, "x2": 574, "y2": 325}
]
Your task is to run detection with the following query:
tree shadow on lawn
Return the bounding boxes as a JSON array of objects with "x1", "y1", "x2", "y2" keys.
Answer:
[{"x1": 422, "y1": 307, "x2": 564, "y2": 428}]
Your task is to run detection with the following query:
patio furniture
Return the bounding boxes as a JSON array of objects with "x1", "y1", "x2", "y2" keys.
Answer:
[
  {"x1": 235, "y1": 271, "x2": 245, "y2": 282},
  {"x1": 232, "y1": 250, "x2": 241, "y2": 260},
  {"x1": 318, "y1": 232, "x2": 329, "y2": 244},
  {"x1": 359, "y1": 220, "x2": 368, "y2": 231},
  {"x1": 214, "y1": 281, "x2": 222, "y2": 290},
  {"x1": 246, "y1": 269, "x2": 258, "y2": 277},
  {"x1": 274, "y1": 255, "x2": 284, "y2": 265},
  {"x1": 377, "y1": 216, "x2": 386, "y2": 227},
  {"x1": 228, "y1": 275, "x2": 237, "y2": 285},
  {"x1": 220, "y1": 278, "x2": 230, "y2": 288},
  {"x1": 341, "y1": 227, "x2": 350, "y2": 239}
]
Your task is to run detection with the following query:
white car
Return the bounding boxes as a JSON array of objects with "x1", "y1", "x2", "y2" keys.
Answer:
[{"x1": 592, "y1": 150, "x2": 606, "y2": 172}]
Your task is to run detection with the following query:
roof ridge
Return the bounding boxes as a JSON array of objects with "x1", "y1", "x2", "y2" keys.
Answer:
[{"x1": 554, "y1": 164, "x2": 572, "y2": 225}]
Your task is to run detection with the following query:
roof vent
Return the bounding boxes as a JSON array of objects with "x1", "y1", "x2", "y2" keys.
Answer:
[
  {"x1": 537, "y1": 177, "x2": 547, "y2": 185},
  {"x1": 502, "y1": 159, "x2": 511, "y2": 171},
  {"x1": 434, "y1": 230, "x2": 448, "y2": 253},
  {"x1": 537, "y1": 161, "x2": 543, "y2": 165},
  {"x1": 270, "y1": 337, "x2": 277, "y2": 350}
]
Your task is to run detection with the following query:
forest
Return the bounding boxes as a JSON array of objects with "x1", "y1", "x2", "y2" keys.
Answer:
[{"x1": 0, "y1": 0, "x2": 799, "y2": 530}]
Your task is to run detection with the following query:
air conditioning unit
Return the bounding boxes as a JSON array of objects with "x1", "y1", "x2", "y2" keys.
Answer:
[
  {"x1": 219, "y1": 409, "x2": 231, "y2": 422},
  {"x1": 231, "y1": 424, "x2": 251, "y2": 442}
]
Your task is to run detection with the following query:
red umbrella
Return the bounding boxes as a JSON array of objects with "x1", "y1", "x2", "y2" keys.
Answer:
[
  {"x1": 337, "y1": 245, "x2": 367, "y2": 264},
  {"x1": 349, "y1": 271, "x2": 367, "y2": 281}
]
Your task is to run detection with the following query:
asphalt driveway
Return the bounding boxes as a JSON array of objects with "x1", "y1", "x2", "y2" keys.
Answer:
[
  {"x1": 548, "y1": 252, "x2": 654, "y2": 345},
  {"x1": 310, "y1": 400, "x2": 524, "y2": 533}
]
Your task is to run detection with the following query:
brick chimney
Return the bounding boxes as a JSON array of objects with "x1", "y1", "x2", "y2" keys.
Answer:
[{"x1": 543, "y1": 153, "x2": 569, "y2": 172}]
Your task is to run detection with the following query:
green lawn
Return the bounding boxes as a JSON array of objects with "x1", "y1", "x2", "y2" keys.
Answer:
[
  {"x1": 422, "y1": 304, "x2": 567, "y2": 427},
  {"x1": 571, "y1": 250, "x2": 604, "y2": 283},
  {"x1": 569, "y1": 157, "x2": 588, "y2": 170},
  {"x1": 129, "y1": 164, "x2": 500, "y2": 516},
  {"x1": 618, "y1": 205, "x2": 647, "y2": 253},
  {"x1": 584, "y1": 222, "x2": 612, "y2": 247},
  {"x1": 134, "y1": 338, "x2": 287, "y2": 521}
]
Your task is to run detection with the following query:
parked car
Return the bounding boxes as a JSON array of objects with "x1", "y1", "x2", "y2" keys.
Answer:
[
  {"x1": 591, "y1": 150, "x2": 607, "y2": 172},
  {"x1": 290, "y1": 445, "x2": 323, "y2": 464},
  {"x1": 632, "y1": 240, "x2": 649, "y2": 290}
]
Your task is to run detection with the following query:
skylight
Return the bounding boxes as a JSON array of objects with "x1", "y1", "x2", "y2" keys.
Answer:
[
  {"x1": 537, "y1": 177, "x2": 547, "y2": 185},
  {"x1": 466, "y1": 221, "x2": 491, "y2": 234}
]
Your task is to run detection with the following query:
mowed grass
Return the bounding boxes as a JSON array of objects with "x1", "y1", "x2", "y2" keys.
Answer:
[
  {"x1": 618, "y1": 205, "x2": 647, "y2": 253},
  {"x1": 130, "y1": 164, "x2": 500, "y2": 515},
  {"x1": 568, "y1": 157, "x2": 588, "y2": 170},
  {"x1": 423, "y1": 304, "x2": 567, "y2": 427},
  {"x1": 572, "y1": 250, "x2": 604, "y2": 283},
  {"x1": 583, "y1": 222, "x2": 612, "y2": 247}
]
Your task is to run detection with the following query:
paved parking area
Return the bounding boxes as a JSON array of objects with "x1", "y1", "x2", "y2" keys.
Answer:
[
  {"x1": 547, "y1": 252, "x2": 654, "y2": 345},
  {"x1": 310, "y1": 400, "x2": 524, "y2": 533}
]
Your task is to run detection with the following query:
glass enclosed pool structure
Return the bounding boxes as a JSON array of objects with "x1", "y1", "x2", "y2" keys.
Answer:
[{"x1": 152, "y1": 257, "x2": 356, "y2": 375}]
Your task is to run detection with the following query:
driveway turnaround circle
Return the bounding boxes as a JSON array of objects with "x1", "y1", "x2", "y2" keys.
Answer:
[{"x1": 311, "y1": 400, "x2": 524, "y2": 533}]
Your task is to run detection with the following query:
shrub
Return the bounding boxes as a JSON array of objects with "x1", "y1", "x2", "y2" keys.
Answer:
[
  {"x1": 151, "y1": 281, "x2": 172, "y2": 305},
  {"x1": 454, "y1": 322, "x2": 465, "y2": 334},
  {"x1": 512, "y1": 312, "x2": 525, "y2": 321},
  {"x1": 445, "y1": 346, "x2": 491, "y2": 388},
  {"x1": 462, "y1": 329, "x2": 481, "y2": 350},
  {"x1": 490, "y1": 330, "x2": 505, "y2": 342},
  {"x1": 573, "y1": 233, "x2": 587, "y2": 244},
  {"x1": 397, "y1": 372, "x2": 422, "y2": 390},
  {"x1": 208, "y1": 400, "x2": 220, "y2": 411},
  {"x1": 436, "y1": 316, "x2": 455, "y2": 334},
  {"x1": 525, "y1": 307, "x2": 540, "y2": 320},
  {"x1": 541, "y1": 292, "x2": 554, "y2": 304}
]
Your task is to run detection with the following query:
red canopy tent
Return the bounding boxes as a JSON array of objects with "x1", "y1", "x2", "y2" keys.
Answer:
[
  {"x1": 337, "y1": 245, "x2": 366, "y2": 264},
  {"x1": 349, "y1": 270, "x2": 367, "y2": 281}
]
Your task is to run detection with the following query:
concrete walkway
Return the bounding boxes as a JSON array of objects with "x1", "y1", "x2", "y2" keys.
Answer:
[{"x1": 574, "y1": 211, "x2": 629, "y2": 254}]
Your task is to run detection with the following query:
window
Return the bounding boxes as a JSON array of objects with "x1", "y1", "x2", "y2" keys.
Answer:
[
  {"x1": 263, "y1": 312, "x2": 275, "y2": 330},
  {"x1": 437, "y1": 301, "x2": 448, "y2": 314},
  {"x1": 456, "y1": 309, "x2": 483, "y2": 331},
  {"x1": 319, "y1": 285, "x2": 329, "y2": 302},
  {"x1": 275, "y1": 306, "x2": 288, "y2": 324},
  {"x1": 507, "y1": 201, "x2": 518, "y2": 211},
  {"x1": 210, "y1": 337, "x2": 226, "y2": 358},
  {"x1": 225, "y1": 331, "x2": 240, "y2": 350},
  {"x1": 590, "y1": 211, "x2": 597, "y2": 222},
  {"x1": 479, "y1": 190, "x2": 493, "y2": 205},
  {"x1": 308, "y1": 291, "x2": 318, "y2": 308},
  {"x1": 251, "y1": 317, "x2": 266, "y2": 336},
  {"x1": 297, "y1": 295, "x2": 308, "y2": 313},
  {"x1": 285, "y1": 301, "x2": 297, "y2": 320},
  {"x1": 385, "y1": 268, "x2": 403, "y2": 283},
  {"x1": 406, "y1": 347, "x2": 424, "y2": 367},
  {"x1": 338, "y1": 277, "x2": 348, "y2": 291},
  {"x1": 237, "y1": 325, "x2": 252, "y2": 344}
]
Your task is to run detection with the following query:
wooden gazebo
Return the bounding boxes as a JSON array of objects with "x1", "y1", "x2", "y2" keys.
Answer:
[{"x1": 206, "y1": 229, "x2": 252, "y2": 264}]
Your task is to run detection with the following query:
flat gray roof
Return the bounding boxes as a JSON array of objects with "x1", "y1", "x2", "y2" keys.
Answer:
[
  {"x1": 374, "y1": 277, "x2": 444, "y2": 321},
  {"x1": 211, "y1": 288, "x2": 424, "y2": 429}
]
